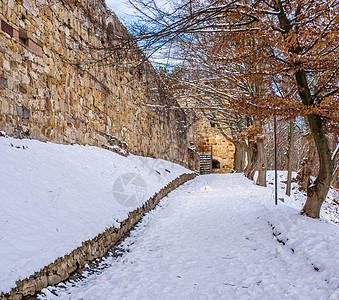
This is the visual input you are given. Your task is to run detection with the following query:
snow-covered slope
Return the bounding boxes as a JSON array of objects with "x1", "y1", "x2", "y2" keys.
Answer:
[
  {"x1": 39, "y1": 174, "x2": 339, "y2": 300},
  {"x1": 258, "y1": 171, "x2": 339, "y2": 225},
  {"x1": 0, "y1": 135, "x2": 193, "y2": 294}
]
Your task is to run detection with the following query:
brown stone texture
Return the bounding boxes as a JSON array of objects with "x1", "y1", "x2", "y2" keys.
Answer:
[
  {"x1": 0, "y1": 0, "x2": 188, "y2": 166},
  {"x1": 0, "y1": 173, "x2": 196, "y2": 300},
  {"x1": 195, "y1": 119, "x2": 235, "y2": 173}
]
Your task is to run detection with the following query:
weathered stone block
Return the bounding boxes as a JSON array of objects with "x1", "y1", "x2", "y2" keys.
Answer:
[
  {"x1": 1, "y1": 19, "x2": 13, "y2": 37},
  {"x1": 28, "y1": 39, "x2": 42, "y2": 56},
  {"x1": 35, "y1": 274, "x2": 47, "y2": 292},
  {"x1": 0, "y1": 77, "x2": 8, "y2": 89},
  {"x1": 47, "y1": 274, "x2": 61, "y2": 286},
  {"x1": 21, "y1": 277, "x2": 36, "y2": 296}
]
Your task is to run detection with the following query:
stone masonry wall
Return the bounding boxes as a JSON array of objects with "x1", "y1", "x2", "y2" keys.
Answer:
[
  {"x1": 1, "y1": 173, "x2": 196, "y2": 300},
  {"x1": 195, "y1": 119, "x2": 235, "y2": 173},
  {"x1": 0, "y1": 0, "x2": 188, "y2": 166}
]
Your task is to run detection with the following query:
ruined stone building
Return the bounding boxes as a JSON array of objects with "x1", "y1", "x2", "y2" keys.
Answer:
[
  {"x1": 193, "y1": 118, "x2": 235, "y2": 173},
  {"x1": 179, "y1": 97, "x2": 235, "y2": 174},
  {"x1": 0, "y1": 0, "x2": 189, "y2": 166}
]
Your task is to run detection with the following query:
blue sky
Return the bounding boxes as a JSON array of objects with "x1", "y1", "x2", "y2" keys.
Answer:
[
  {"x1": 106, "y1": 0, "x2": 137, "y2": 22},
  {"x1": 106, "y1": 0, "x2": 174, "y2": 66},
  {"x1": 106, "y1": 0, "x2": 169, "y2": 23}
]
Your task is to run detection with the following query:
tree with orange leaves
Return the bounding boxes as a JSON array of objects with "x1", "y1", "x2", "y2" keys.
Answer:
[{"x1": 130, "y1": 0, "x2": 339, "y2": 218}]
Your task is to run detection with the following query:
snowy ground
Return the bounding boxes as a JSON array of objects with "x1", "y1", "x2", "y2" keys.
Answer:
[
  {"x1": 0, "y1": 135, "x2": 193, "y2": 294},
  {"x1": 39, "y1": 174, "x2": 339, "y2": 300},
  {"x1": 262, "y1": 171, "x2": 339, "y2": 225}
]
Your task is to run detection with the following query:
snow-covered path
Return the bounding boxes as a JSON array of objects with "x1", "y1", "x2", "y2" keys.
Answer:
[{"x1": 39, "y1": 174, "x2": 339, "y2": 300}]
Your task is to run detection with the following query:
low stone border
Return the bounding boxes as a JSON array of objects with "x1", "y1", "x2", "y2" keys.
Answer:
[{"x1": 2, "y1": 173, "x2": 197, "y2": 300}]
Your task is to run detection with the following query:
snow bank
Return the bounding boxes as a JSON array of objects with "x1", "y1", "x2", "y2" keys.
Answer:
[
  {"x1": 266, "y1": 206, "x2": 339, "y2": 299},
  {"x1": 261, "y1": 170, "x2": 339, "y2": 224},
  {"x1": 0, "y1": 135, "x2": 193, "y2": 294},
  {"x1": 38, "y1": 174, "x2": 339, "y2": 300},
  {"x1": 253, "y1": 171, "x2": 339, "y2": 299}
]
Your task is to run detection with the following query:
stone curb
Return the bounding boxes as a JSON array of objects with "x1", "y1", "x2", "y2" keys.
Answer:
[{"x1": 1, "y1": 173, "x2": 197, "y2": 300}]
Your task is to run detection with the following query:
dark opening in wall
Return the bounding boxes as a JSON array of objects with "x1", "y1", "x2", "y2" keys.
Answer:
[
  {"x1": 210, "y1": 121, "x2": 216, "y2": 127},
  {"x1": 212, "y1": 159, "x2": 220, "y2": 169},
  {"x1": 19, "y1": 28, "x2": 28, "y2": 46},
  {"x1": 107, "y1": 22, "x2": 114, "y2": 43}
]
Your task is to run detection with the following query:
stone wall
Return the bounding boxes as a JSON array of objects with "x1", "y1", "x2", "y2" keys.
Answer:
[
  {"x1": 187, "y1": 146, "x2": 200, "y2": 173},
  {"x1": 0, "y1": 0, "x2": 188, "y2": 166},
  {"x1": 0, "y1": 173, "x2": 196, "y2": 300},
  {"x1": 195, "y1": 119, "x2": 235, "y2": 173}
]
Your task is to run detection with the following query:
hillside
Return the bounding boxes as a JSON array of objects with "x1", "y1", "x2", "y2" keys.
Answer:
[{"x1": 0, "y1": 135, "x2": 193, "y2": 294}]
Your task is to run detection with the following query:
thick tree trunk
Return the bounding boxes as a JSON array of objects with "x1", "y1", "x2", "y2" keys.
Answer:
[
  {"x1": 302, "y1": 114, "x2": 333, "y2": 218},
  {"x1": 296, "y1": 137, "x2": 316, "y2": 191},
  {"x1": 275, "y1": 0, "x2": 333, "y2": 218},
  {"x1": 244, "y1": 142, "x2": 258, "y2": 180},
  {"x1": 233, "y1": 141, "x2": 246, "y2": 173},
  {"x1": 330, "y1": 166, "x2": 339, "y2": 188},
  {"x1": 256, "y1": 138, "x2": 266, "y2": 187},
  {"x1": 286, "y1": 119, "x2": 294, "y2": 196}
]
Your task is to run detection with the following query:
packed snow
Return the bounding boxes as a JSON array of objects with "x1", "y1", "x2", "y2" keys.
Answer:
[
  {"x1": 0, "y1": 135, "x2": 193, "y2": 294},
  {"x1": 39, "y1": 174, "x2": 339, "y2": 300}
]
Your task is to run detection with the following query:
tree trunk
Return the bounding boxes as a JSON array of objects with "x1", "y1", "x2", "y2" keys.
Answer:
[
  {"x1": 275, "y1": 0, "x2": 333, "y2": 218},
  {"x1": 302, "y1": 114, "x2": 333, "y2": 218},
  {"x1": 330, "y1": 166, "x2": 339, "y2": 188},
  {"x1": 286, "y1": 119, "x2": 294, "y2": 196},
  {"x1": 256, "y1": 138, "x2": 266, "y2": 187},
  {"x1": 233, "y1": 141, "x2": 246, "y2": 173},
  {"x1": 296, "y1": 136, "x2": 316, "y2": 191},
  {"x1": 244, "y1": 141, "x2": 258, "y2": 180}
]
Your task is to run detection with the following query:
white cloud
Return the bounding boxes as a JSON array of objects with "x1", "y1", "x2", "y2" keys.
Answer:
[
  {"x1": 106, "y1": 0, "x2": 137, "y2": 19},
  {"x1": 106, "y1": 0, "x2": 172, "y2": 21}
]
